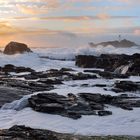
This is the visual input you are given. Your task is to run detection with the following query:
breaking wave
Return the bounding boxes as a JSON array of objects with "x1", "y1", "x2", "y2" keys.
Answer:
[{"x1": 0, "y1": 45, "x2": 139, "y2": 71}]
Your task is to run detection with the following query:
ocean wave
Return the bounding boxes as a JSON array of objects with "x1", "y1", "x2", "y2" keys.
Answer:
[
  {"x1": 36, "y1": 45, "x2": 140, "y2": 60},
  {"x1": 0, "y1": 45, "x2": 139, "y2": 71}
]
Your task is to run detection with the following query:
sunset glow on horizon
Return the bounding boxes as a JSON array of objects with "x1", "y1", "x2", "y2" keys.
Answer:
[{"x1": 0, "y1": 0, "x2": 140, "y2": 47}]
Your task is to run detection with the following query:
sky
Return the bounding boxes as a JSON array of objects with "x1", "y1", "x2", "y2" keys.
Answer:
[{"x1": 0, "y1": 0, "x2": 140, "y2": 47}]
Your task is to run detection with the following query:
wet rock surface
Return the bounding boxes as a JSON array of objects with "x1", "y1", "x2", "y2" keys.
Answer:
[
  {"x1": 0, "y1": 60, "x2": 140, "y2": 137},
  {"x1": 0, "y1": 64, "x2": 35, "y2": 73},
  {"x1": 84, "y1": 70, "x2": 129, "y2": 79},
  {"x1": 14, "y1": 68, "x2": 97, "y2": 81},
  {"x1": 0, "y1": 79, "x2": 54, "y2": 92},
  {"x1": 112, "y1": 81, "x2": 140, "y2": 93},
  {"x1": 76, "y1": 53, "x2": 140, "y2": 75},
  {"x1": 0, "y1": 125, "x2": 140, "y2": 140},
  {"x1": 28, "y1": 92, "x2": 140, "y2": 119},
  {"x1": 0, "y1": 65, "x2": 98, "y2": 109}
]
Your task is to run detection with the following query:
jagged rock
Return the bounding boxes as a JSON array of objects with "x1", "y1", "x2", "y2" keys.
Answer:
[
  {"x1": 71, "y1": 72, "x2": 97, "y2": 80},
  {"x1": 98, "y1": 110, "x2": 112, "y2": 116},
  {"x1": 38, "y1": 78, "x2": 63, "y2": 85},
  {"x1": 0, "y1": 79, "x2": 54, "y2": 92},
  {"x1": 1, "y1": 64, "x2": 34, "y2": 73},
  {"x1": 76, "y1": 54, "x2": 129, "y2": 69},
  {"x1": 3, "y1": 41, "x2": 32, "y2": 55},
  {"x1": 78, "y1": 93, "x2": 114, "y2": 103},
  {"x1": 76, "y1": 53, "x2": 140, "y2": 76},
  {"x1": 98, "y1": 71, "x2": 128, "y2": 79},
  {"x1": 28, "y1": 92, "x2": 140, "y2": 119},
  {"x1": 46, "y1": 69, "x2": 97, "y2": 80},
  {"x1": 23, "y1": 71, "x2": 48, "y2": 79},
  {"x1": 60, "y1": 68, "x2": 75, "y2": 72},
  {"x1": 93, "y1": 84, "x2": 107, "y2": 87},
  {"x1": 16, "y1": 66, "x2": 34, "y2": 73},
  {"x1": 0, "y1": 125, "x2": 58, "y2": 140},
  {"x1": 46, "y1": 69, "x2": 71, "y2": 77},
  {"x1": 28, "y1": 93, "x2": 96, "y2": 119},
  {"x1": 113, "y1": 81, "x2": 140, "y2": 92},
  {"x1": 24, "y1": 74, "x2": 39, "y2": 80}
]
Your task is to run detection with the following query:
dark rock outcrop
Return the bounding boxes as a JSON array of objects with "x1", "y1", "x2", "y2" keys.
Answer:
[
  {"x1": 25, "y1": 69, "x2": 97, "y2": 81},
  {"x1": 28, "y1": 93, "x2": 91, "y2": 119},
  {"x1": 84, "y1": 70, "x2": 129, "y2": 79},
  {"x1": 76, "y1": 54, "x2": 129, "y2": 69},
  {"x1": 0, "y1": 125, "x2": 58, "y2": 140},
  {"x1": 28, "y1": 92, "x2": 140, "y2": 119},
  {"x1": 3, "y1": 41, "x2": 32, "y2": 55},
  {"x1": 89, "y1": 39, "x2": 139, "y2": 48},
  {"x1": 1, "y1": 64, "x2": 34, "y2": 73},
  {"x1": 0, "y1": 79, "x2": 54, "y2": 92},
  {"x1": 98, "y1": 110, "x2": 112, "y2": 116},
  {"x1": 1, "y1": 125, "x2": 140, "y2": 140},
  {"x1": 112, "y1": 81, "x2": 140, "y2": 93},
  {"x1": 38, "y1": 78, "x2": 63, "y2": 85},
  {"x1": 76, "y1": 53, "x2": 140, "y2": 76}
]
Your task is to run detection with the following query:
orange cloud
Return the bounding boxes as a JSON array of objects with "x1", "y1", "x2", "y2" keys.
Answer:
[
  {"x1": 16, "y1": 4, "x2": 48, "y2": 14},
  {"x1": 0, "y1": 21, "x2": 22, "y2": 35},
  {"x1": 134, "y1": 29, "x2": 140, "y2": 36},
  {"x1": 13, "y1": 15, "x2": 136, "y2": 22},
  {"x1": 97, "y1": 13, "x2": 110, "y2": 20},
  {"x1": 16, "y1": 0, "x2": 59, "y2": 15}
]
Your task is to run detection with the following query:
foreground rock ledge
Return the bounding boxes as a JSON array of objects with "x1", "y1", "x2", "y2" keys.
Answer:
[
  {"x1": 28, "y1": 92, "x2": 140, "y2": 119},
  {"x1": 0, "y1": 125, "x2": 140, "y2": 140}
]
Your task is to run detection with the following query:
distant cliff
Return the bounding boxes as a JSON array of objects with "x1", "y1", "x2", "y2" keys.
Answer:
[{"x1": 89, "y1": 39, "x2": 139, "y2": 47}]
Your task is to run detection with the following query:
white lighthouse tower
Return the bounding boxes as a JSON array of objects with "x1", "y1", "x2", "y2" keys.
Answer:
[{"x1": 119, "y1": 35, "x2": 122, "y2": 42}]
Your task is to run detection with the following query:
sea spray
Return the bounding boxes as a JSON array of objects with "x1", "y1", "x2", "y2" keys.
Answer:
[
  {"x1": 1, "y1": 95, "x2": 30, "y2": 111},
  {"x1": 0, "y1": 45, "x2": 139, "y2": 71},
  {"x1": 114, "y1": 63, "x2": 133, "y2": 74}
]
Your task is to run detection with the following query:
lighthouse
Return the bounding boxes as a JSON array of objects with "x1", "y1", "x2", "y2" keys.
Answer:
[{"x1": 119, "y1": 35, "x2": 122, "y2": 42}]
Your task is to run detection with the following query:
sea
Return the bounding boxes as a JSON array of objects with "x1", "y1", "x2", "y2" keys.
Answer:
[{"x1": 0, "y1": 45, "x2": 140, "y2": 136}]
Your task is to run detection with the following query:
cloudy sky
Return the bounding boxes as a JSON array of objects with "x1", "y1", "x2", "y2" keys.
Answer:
[{"x1": 0, "y1": 0, "x2": 140, "y2": 47}]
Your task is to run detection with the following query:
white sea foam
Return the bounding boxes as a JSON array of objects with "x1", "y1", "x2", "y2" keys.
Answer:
[
  {"x1": 0, "y1": 45, "x2": 139, "y2": 71},
  {"x1": 1, "y1": 95, "x2": 30, "y2": 111},
  {"x1": 0, "y1": 77, "x2": 140, "y2": 135},
  {"x1": 0, "y1": 107, "x2": 140, "y2": 136},
  {"x1": 0, "y1": 45, "x2": 140, "y2": 135},
  {"x1": 35, "y1": 45, "x2": 140, "y2": 60}
]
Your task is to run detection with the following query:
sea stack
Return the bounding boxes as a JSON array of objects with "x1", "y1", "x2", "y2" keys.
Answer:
[{"x1": 3, "y1": 41, "x2": 32, "y2": 55}]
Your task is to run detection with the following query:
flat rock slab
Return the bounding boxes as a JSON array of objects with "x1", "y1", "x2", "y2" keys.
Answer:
[
  {"x1": 28, "y1": 92, "x2": 140, "y2": 119},
  {"x1": 0, "y1": 79, "x2": 54, "y2": 92},
  {"x1": 0, "y1": 86, "x2": 32, "y2": 107},
  {"x1": 0, "y1": 125, "x2": 140, "y2": 140}
]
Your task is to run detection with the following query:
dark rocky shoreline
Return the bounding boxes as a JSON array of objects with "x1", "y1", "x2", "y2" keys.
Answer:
[
  {"x1": 0, "y1": 125, "x2": 140, "y2": 140},
  {"x1": 0, "y1": 42, "x2": 140, "y2": 138},
  {"x1": 28, "y1": 92, "x2": 140, "y2": 119},
  {"x1": 0, "y1": 64, "x2": 140, "y2": 113},
  {"x1": 76, "y1": 53, "x2": 140, "y2": 76}
]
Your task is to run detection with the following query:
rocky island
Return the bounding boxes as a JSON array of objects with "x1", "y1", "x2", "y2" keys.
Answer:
[
  {"x1": 89, "y1": 39, "x2": 139, "y2": 48},
  {"x1": 3, "y1": 41, "x2": 32, "y2": 55}
]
